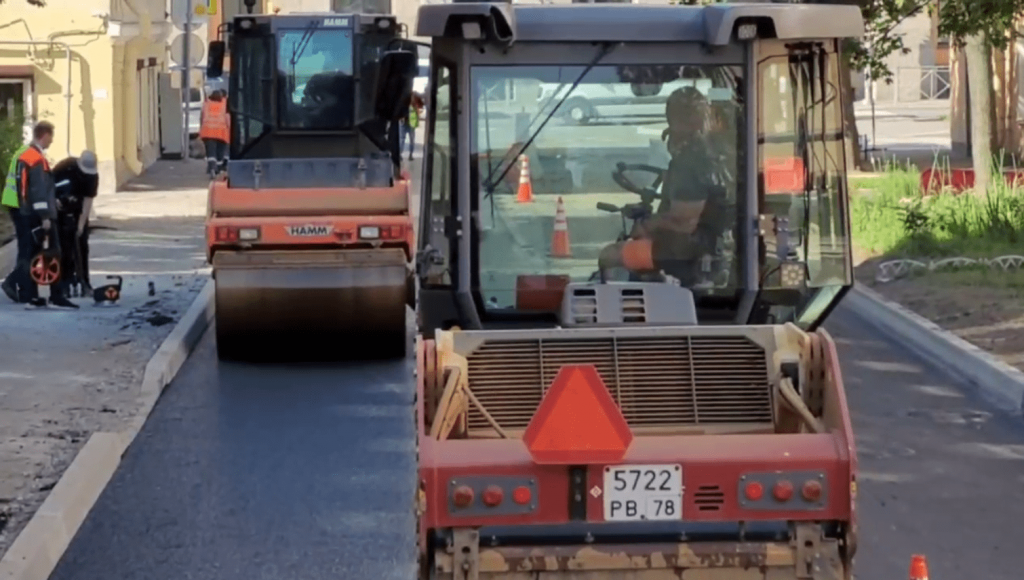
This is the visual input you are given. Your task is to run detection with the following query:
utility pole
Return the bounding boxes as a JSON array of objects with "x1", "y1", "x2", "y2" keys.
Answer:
[{"x1": 181, "y1": 0, "x2": 194, "y2": 161}]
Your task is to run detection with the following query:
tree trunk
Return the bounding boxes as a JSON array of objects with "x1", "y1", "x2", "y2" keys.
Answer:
[
  {"x1": 838, "y1": 51, "x2": 864, "y2": 171},
  {"x1": 964, "y1": 33, "x2": 993, "y2": 195}
]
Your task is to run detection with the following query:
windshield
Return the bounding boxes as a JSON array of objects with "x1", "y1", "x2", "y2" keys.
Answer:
[
  {"x1": 472, "y1": 64, "x2": 745, "y2": 312},
  {"x1": 277, "y1": 28, "x2": 355, "y2": 130}
]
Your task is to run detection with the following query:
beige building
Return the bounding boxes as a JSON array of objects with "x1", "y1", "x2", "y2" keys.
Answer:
[{"x1": 0, "y1": 0, "x2": 172, "y2": 195}]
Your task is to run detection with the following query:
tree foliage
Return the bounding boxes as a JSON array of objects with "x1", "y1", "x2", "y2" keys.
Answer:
[
  {"x1": 0, "y1": 0, "x2": 46, "y2": 5},
  {"x1": 847, "y1": 0, "x2": 931, "y2": 84},
  {"x1": 937, "y1": 0, "x2": 1024, "y2": 48}
]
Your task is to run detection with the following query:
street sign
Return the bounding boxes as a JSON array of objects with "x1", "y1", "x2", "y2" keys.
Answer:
[
  {"x1": 171, "y1": 0, "x2": 210, "y2": 27},
  {"x1": 170, "y1": 33, "x2": 206, "y2": 68}
]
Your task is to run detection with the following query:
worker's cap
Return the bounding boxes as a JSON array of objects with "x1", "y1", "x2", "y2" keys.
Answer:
[
  {"x1": 666, "y1": 86, "x2": 709, "y2": 117},
  {"x1": 77, "y1": 151, "x2": 98, "y2": 175}
]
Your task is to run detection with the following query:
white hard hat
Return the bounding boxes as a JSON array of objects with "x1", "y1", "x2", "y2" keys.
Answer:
[{"x1": 77, "y1": 151, "x2": 98, "y2": 175}]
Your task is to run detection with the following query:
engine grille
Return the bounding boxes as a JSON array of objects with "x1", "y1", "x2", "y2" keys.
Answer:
[{"x1": 464, "y1": 335, "x2": 773, "y2": 433}]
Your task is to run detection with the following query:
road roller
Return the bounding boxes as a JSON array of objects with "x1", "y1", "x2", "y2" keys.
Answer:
[
  {"x1": 204, "y1": 8, "x2": 419, "y2": 361},
  {"x1": 412, "y1": 1, "x2": 862, "y2": 578}
]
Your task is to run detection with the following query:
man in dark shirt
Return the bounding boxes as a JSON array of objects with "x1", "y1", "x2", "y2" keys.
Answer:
[
  {"x1": 52, "y1": 151, "x2": 99, "y2": 296},
  {"x1": 598, "y1": 87, "x2": 732, "y2": 283}
]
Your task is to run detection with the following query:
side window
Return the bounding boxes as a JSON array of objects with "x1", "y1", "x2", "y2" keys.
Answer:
[
  {"x1": 421, "y1": 62, "x2": 454, "y2": 286},
  {"x1": 230, "y1": 34, "x2": 273, "y2": 156},
  {"x1": 758, "y1": 52, "x2": 849, "y2": 291}
]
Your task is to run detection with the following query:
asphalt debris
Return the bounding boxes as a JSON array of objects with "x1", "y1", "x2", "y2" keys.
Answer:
[{"x1": 146, "y1": 313, "x2": 174, "y2": 327}]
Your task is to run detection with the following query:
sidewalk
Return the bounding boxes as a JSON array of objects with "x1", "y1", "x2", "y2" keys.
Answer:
[{"x1": 0, "y1": 160, "x2": 210, "y2": 559}]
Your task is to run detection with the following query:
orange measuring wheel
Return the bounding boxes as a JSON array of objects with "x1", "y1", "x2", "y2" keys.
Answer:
[
  {"x1": 29, "y1": 253, "x2": 61, "y2": 286},
  {"x1": 105, "y1": 286, "x2": 119, "y2": 301}
]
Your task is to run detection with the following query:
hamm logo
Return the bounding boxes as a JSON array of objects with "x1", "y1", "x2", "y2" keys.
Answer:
[{"x1": 287, "y1": 225, "x2": 332, "y2": 237}]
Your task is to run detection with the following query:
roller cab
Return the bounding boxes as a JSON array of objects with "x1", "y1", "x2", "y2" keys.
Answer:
[
  {"x1": 412, "y1": 1, "x2": 863, "y2": 578},
  {"x1": 205, "y1": 11, "x2": 421, "y2": 361}
]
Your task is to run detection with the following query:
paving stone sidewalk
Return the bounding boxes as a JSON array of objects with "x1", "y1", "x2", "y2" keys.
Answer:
[{"x1": 0, "y1": 160, "x2": 210, "y2": 559}]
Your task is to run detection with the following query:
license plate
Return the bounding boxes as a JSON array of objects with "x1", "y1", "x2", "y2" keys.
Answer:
[{"x1": 603, "y1": 464, "x2": 682, "y2": 521}]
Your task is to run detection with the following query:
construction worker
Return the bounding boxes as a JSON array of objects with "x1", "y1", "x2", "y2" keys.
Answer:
[
  {"x1": 52, "y1": 151, "x2": 99, "y2": 296},
  {"x1": 597, "y1": 86, "x2": 733, "y2": 283},
  {"x1": 1, "y1": 140, "x2": 30, "y2": 303},
  {"x1": 199, "y1": 88, "x2": 230, "y2": 178},
  {"x1": 400, "y1": 92, "x2": 423, "y2": 162},
  {"x1": 1, "y1": 121, "x2": 78, "y2": 309}
]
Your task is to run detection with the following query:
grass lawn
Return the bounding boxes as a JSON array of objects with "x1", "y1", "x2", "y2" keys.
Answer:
[{"x1": 849, "y1": 162, "x2": 1024, "y2": 372}]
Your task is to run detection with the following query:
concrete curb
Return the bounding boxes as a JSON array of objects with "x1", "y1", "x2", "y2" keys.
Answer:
[
  {"x1": 0, "y1": 279, "x2": 215, "y2": 580},
  {"x1": 846, "y1": 285, "x2": 1024, "y2": 415}
]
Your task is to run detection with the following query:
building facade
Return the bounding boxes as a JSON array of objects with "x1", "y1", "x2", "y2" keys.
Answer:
[{"x1": 0, "y1": 0, "x2": 173, "y2": 195}]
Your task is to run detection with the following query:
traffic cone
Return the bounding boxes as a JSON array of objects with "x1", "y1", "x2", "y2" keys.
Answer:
[
  {"x1": 550, "y1": 196, "x2": 572, "y2": 258},
  {"x1": 516, "y1": 154, "x2": 534, "y2": 203},
  {"x1": 909, "y1": 555, "x2": 929, "y2": 580}
]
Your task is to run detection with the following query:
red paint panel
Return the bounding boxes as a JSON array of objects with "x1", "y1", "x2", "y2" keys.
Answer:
[
  {"x1": 206, "y1": 215, "x2": 414, "y2": 259},
  {"x1": 920, "y1": 168, "x2": 1024, "y2": 194},
  {"x1": 208, "y1": 178, "x2": 411, "y2": 216},
  {"x1": 764, "y1": 157, "x2": 806, "y2": 195},
  {"x1": 419, "y1": 434, "x2": 851, "y2": 530}
]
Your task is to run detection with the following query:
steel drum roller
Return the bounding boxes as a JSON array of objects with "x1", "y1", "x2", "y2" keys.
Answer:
[{"x1": 212, "y1": 248, "x2": 409, "y2": 361}]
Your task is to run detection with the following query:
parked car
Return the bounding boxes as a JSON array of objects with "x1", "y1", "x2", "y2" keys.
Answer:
[{"x1": 539, "y1": 77, "x2": 714, "y2": 125}]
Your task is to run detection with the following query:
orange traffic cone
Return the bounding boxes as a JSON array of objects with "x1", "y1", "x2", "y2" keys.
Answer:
[
  {"x1": 550, "y1": 196, "x2": 572, "y2": 258},
  {"x1": 516, "y1": 154, "x2": 534, "y2": 203},
  {"x1": 909, "y1": 555, "x2": 929, "y2": 580}
]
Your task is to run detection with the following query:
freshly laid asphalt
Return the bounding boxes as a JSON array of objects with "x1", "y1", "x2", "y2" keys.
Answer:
[
  {"x1": 48, "y1": 329, "x2": 417, "y2": 580},
  {"x1": 48, "y1": 299, "x2": 1024, "y2": 579}
]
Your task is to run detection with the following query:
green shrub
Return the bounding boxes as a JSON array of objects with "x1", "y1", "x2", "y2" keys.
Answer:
[
  {"x1": 0, "y1": 113, "x2": 25, "y2": 178},
  {"x1": 850, "y1": 159, "x2": 1024, "y2": 258}
]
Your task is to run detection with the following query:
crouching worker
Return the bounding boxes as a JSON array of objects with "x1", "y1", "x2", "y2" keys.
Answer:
[
  {"x1": 2, "y1": 122, "x2": 78, "y2": 309},
  {"x1": 52, "y1": 151, "x2": 99, "y2": 296}
]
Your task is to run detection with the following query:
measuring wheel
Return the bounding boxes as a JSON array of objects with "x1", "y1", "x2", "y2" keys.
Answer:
[
  {"x1": 104, "y1": 286, "x2": 120, "y2": 301},
  {"x1": 29, "y1": 253, "x2": 61, "y2": 286}
]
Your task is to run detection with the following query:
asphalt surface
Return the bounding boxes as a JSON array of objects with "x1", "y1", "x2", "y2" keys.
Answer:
[
  {"x1": 44, "y1": 295, "x2": 1024, "y2": 580},
  {"x1": 48, "y1": 328, "x2": 417, "y2": 580},
  {"x1": 831, "y1": 304, "x2": 1024, "y2": 580}
]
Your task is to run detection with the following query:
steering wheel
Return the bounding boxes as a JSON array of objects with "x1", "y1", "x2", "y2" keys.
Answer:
[{"x1": 611, "y1": 162, "x2": 665, "y2": 201}]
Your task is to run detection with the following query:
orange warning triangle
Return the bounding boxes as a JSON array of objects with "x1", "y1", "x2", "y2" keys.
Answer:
[{"x1": 523, "y1": 365, "x2": 633, "y2": 465}]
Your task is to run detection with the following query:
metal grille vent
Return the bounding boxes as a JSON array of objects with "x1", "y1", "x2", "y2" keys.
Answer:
[
  {"x1": 620, "y1": 288, "x2": 646, "y2": 323},
  {"x1": 693, "y1": 485, "x2": 725, "y2": 511},
  {"x1": 464, "y1": 335, "x2": 773, "y2": 434},
  {"x1": 570, "y1": 288, "x2": 598, "y2": 324}
]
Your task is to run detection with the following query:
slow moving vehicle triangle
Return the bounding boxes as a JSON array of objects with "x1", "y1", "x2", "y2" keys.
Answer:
[{"x1": 523, "y1": 364, "x2": 633, "y2": 465}]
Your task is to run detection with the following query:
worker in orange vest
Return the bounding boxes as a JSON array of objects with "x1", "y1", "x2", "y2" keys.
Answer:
[{"x1": 198, "y1": 88, "x2": 230, "y2": 178}]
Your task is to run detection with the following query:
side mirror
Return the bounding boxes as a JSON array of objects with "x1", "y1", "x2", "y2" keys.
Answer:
[
  {"x1": 207, "y1": 41, "x2": 226, "y2": 79},
  {"x1": 374, "y1": 49, "x2": 417, "y2": 121}
]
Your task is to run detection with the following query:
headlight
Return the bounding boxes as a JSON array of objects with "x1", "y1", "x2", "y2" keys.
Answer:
[
  {"x1": 359, "y1": 226, "x2": 380, "y2": 239},
  {"x1": 238, "y1": 228, "x2": 260, "y2": 241}
]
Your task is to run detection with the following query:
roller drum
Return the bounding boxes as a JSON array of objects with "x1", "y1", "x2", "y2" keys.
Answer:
[{"x1": 213, "y1": 248, "x2": 409, "y2": 361}]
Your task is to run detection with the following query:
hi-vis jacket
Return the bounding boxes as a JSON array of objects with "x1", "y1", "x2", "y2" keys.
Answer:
[
  {"x1": 1, "y1": 144, "x2": 30, "y2": 210},
  {"x1": 199, "y1": 99, "x2": 230, "y2": 143},
  {"x1": 10, "y1": 144, "x2": 56, "y2": 220}
]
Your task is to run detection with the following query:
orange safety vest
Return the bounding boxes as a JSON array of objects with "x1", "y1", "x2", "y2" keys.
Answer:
[{"x1": 199, "y1": 99, "x2": 230, "y2": 143}]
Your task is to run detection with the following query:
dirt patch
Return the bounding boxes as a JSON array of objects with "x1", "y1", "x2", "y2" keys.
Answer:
[{"x1": 855, "y1": 255, "x2": 1024, "y2": 372}]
